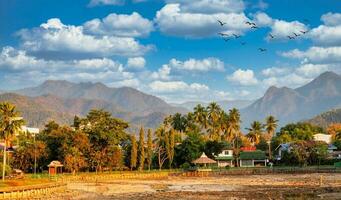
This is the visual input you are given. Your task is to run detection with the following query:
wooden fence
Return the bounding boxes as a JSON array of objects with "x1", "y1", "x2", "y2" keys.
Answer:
[{"x1": 0, "y1": 183, "x2": 66, "y2": 199}]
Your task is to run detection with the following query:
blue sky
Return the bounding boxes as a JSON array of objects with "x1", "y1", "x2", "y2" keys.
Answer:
[{"x1": 0, "y1": 0, "x2": 340, "y2": 103}]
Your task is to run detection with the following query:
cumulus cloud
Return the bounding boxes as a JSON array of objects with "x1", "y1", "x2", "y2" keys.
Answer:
[
  {"x1": 149, "y1": 80, "x2": 209, "y2": 93},
  {"x1": 0, "y1": 46, "x2": 134, "y2": 86},
  {"x1": 126, "y1": 57, "x2": 146, "y2": 69},
  {"x1": 16, "y1": 18, "x2": 153, "y2": 58},
  {"x1": 282, "y1": 46, "x2": 341, "y2": 64},
  {"x1": 155, "y1": 3, "x2": 250, "y2": 38},
  {"x1": 88, "y1": 0, "x2": 124, "y2": 6},
  {"x1": 150, "y1": 65, "x2": 172, "y2": 80},
  {"x1": 260, "y1": 63, "x2": 337, "y2": 89},
  {"x1": 252, "y1": 12, "x2": 273, "y2": 27},
  {"x1": 261, "y1": 67, "x2": 290, "y2": 77},
  {"x1": 227, "y1": 69, "x2": 258, "y2": 86},
  {"x1": 168, "y1": 57, "x2": 224, "y2": 72},
  {"x1": 269, "y1": 19, "x2": 308, "y2": 40},
  {"x1": 83, "y1": 12, "x2": 153, "y2": 37},
  {"x1": 165, "y1": 0, "x2": 245, "y2": 14},
  {"x1": 321, "y1": 12, "x2": 341, "y2": 26}
]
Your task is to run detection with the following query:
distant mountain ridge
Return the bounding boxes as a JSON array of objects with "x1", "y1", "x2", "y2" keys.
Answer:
[
  {"x1": 305, "y1": 108, "x2": 341, "y2": 129},
  {"x1": 1, "y1": 80, "x2": 187, "y2": 129},
  {"x1": 241, "y1": 71, "x2": 341, "y2": 127}
]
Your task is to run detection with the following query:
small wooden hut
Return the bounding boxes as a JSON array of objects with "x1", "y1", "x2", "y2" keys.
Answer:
[{"x1": 48, "y1": 161, "x2": 63, "y2": 176}]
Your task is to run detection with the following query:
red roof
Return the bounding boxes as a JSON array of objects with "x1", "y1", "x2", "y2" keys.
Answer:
[{"x1": 240, "y1": 146, "x2": 256, "y2": 151}]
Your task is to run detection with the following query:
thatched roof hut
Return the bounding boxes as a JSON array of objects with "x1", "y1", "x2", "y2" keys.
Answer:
[{"x1": 192, "y1": 153, "x2": 217, "y2": 164}]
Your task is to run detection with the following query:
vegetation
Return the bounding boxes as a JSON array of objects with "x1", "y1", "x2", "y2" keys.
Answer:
[{"x1": 0, "y1": 101, "x2": 338, "y2": 175}]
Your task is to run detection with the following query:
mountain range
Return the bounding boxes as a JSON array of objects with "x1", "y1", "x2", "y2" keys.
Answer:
[
  {"x1": 240, "y1": 71, "x2": 341, "y2": 128},
  {"x1": 0, "y1": 71, "x2": 340, "y2": 131},
  {"x1": 0, "y1": 80, "x2": 185, "y2": 130}
]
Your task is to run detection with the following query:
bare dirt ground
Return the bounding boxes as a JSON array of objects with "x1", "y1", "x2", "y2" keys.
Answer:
[{"x1": 60, "y1": 173, "x2": 341, "y2": 200}]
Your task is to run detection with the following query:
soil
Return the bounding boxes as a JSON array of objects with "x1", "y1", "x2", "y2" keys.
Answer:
[{"x1": 59, "y1": 173, "x2": 341, "y2": 200}]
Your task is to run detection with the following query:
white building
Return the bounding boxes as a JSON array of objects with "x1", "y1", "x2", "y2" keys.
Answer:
[
  {"x1": 215, "y1": 149, "x2": 234, "y2": 167},
  {"x1": 313, "y1": 133, "x2": 332, "y2": 144}
]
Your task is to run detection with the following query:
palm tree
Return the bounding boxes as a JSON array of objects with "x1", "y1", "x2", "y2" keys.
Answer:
[
  {"x1": 264, "y1": 116, "x2": 278, "y2": 160},
  {"x1": 0, "y1": 102, "x2": 25, "y2": 181},
  {"x1": 224, "y1": 108, "x2": 241, "y2": 142},
  {"x1": 193, "y1": 104, "x2": 208, "y2": 129},
  {"x1": 246, "y1": 121, "x2": 264, "y2": 146},
  {"x1": 207, "y1": 103, "x2": 222, "y2": 141}
]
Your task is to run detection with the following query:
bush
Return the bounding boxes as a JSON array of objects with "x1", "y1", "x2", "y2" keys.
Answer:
[
  {"x1": 0, "y1": 163, "x2": 12, "y2": 177},
  {"x1": 180, "y1": 162, "x2": 191, "y2": 170}
]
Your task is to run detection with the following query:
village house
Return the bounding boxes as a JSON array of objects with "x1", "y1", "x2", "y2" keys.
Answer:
[
  {"x1": 239, "y1": 150, "x2": 267, "y2": 167},
  {"x1": 215, "y1": 148, "x2": 234, "y2": 167}
]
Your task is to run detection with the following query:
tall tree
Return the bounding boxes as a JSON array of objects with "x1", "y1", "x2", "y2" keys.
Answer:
[
  {"x1": 138, "y1": 127, "x2": 145, "y2": 171},
  {"x1": 0, "y1": 102, "x2": 24, "y2": 181},
  {"x1": 246, "y1": 121, "x2": 264, "y2": 146},
  {"x1": 130, "y1": 135, "x2": 137, "y2": 170},
  {"x1": 155, "y1": 127, "x2": 168, "y2": 170},
  {"x1": 264, "y1": 115, "x2": 278, "y2": 160},
  {"x1": 165, "y1": 129, "x2": 175, "y2": 168},
  {"x1": 146, "y1": 129, "x2": 153, "y2": 171}
]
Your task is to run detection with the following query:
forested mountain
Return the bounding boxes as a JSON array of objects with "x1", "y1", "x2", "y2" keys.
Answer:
[{"x1": 305, "y1": 108, "x2": 341, "y2": 128}]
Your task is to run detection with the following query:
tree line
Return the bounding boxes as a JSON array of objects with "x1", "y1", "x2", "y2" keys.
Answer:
[{"x1": 1, "y1": 102, "x2": 341, "y2": 176}]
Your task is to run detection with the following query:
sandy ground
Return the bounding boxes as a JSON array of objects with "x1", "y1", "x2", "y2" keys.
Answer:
[{"x1": 56, "y1": 173, "x2": 341, "y2": 200}]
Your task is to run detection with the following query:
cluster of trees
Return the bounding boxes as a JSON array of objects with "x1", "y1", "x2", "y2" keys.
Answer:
[{"x1": 2, "y1": 101, "x2": 341, "y2": 177}]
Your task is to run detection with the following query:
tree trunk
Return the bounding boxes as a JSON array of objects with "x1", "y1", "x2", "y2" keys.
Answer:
[{"x1": 2, "y1": 140, "x2": 7, "y2": 181}]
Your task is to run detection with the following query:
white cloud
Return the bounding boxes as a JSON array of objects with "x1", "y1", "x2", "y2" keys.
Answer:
[
  {"x1": 88, "y1": 0, "x2": 124, "y2": 6},
  {"x1": 168, "y1": 57, "x2": 224, "y2": 72},
  {"x1": 227, "y1": 69, "x2": 258, "y2": 86},
  {"x1": 83, "y1": 12, "x2": 153, "y2": 37},
  {"x1": 321, "y1": 12, "x2": 341, "y2": 26},
  {"x1": 282, "y1": 46, "x2": 341, "y2": 64},
  {"x1": 0, "y1": 46, "x2": 135, "y2": 87},
  {"x1": 17, "y1": 18, "x2": 153, "y2": 58},
  {"x1": 252, "y1": 12, "x2": 273, "y2": 27},
  {"x1": 127, "y1": 57, "x2": 146, "y2": 69},
  {"x1": 155, "y1": 3, "x2": 250, "y2": 38},
  {"x1": 269, "y1": 19, "x2": 308, "y2": 40},
  {"x1": 150, "y1": 65, "x2": 171, "y2": 80},
  {"x1": 295, "y1": 64, "x2": 329, "y2": 77},
  {"x1": 165, "y1": 0, "x2": 245, "y2": 14},
  {"x1": 149, "y1": 80, "x2": 209, "y2": 93},
  {"x1": 309, "y1": 25, "x2": 341, "y2": 46},
  {"x1": 261, "y1": 67, "x2": 290, "y2": 77}
]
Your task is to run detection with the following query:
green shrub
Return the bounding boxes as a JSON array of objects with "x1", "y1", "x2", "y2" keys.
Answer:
[{"x1": 0, "y1": 163, "x2": 12, "y2": 177}]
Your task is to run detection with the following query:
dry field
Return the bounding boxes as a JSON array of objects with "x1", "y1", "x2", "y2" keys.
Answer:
[{"x1": 61, "y1": 173, "x2": 341, "y2": 200}]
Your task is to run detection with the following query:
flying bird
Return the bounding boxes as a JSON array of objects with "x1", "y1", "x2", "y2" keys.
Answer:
[
  {"x1": 258, "y1": 48, "x2": 267, "y2": 52},
  {"x1": 233, "y1": 34, "x2": 241, "y2": 39},
  {"x1": 217, "y1": 20, "x2": 226, "y2": 26},
  {"x1": 287, "y1": 36, "x2": 295, "y2": 40},
  {"x1": 300, "y1": 30, "x2": 308, "y2": 34},
  {"x1": 245, "y1": 21, "x2": 256, "y2": 26},
  {"x1": 218, "y1": 32, "x2": 229, "y2": 37},
  {"x1": 269, "y1": 34, "x2": 275, "y2": 39},
  {"x1": 293, "y1": 32, "x2": 301, "y2": 37},
  {"x1": 251, "y1": 25, "x2": 258, "y2": 29}
]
